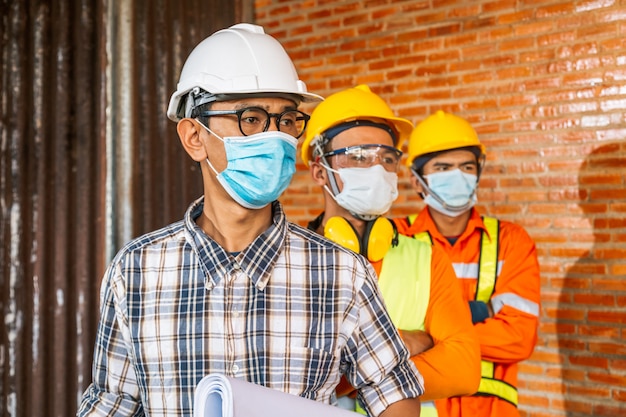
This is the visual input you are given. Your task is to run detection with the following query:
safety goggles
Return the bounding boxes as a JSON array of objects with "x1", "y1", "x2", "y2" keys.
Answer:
[
  {"x1": 197, "y1": 106, "x2": 310, "y2": 138},
  {"x1": 321, "y1": 144, "x2": 403, "y2": 171}
]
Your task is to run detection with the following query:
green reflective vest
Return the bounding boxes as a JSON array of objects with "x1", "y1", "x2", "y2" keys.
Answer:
[
  {"x1": 378, "y1": 234, "x2": 432, "y2": 330},
  {"x1": 355, "y1": 234, "x2": 438, "y2": 417}
]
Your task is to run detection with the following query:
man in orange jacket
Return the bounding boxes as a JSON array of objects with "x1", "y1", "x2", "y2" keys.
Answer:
[
  {"x1": 395, "y1": 110, "x2": 541, "y2": 417},
  {"x1": 301, "y1": 86, "x2": 481, "y2": 416}
]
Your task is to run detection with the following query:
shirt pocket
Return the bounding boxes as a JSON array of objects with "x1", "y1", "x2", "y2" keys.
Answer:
[{"x1": 265, "y1": 345, "x2": 340, "y2": 404}]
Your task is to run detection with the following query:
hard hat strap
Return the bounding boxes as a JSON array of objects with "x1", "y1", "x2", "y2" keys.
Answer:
[{"x1": 319, "y1": 156, "x2": 343, "y2": 197}]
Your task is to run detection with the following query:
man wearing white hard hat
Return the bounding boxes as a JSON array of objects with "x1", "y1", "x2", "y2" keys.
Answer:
[{"x1": 77, "y1": 24, "x2": 424, "y2": 417}]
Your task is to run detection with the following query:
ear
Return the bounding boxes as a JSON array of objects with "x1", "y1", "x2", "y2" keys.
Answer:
[
  {"x1": 177, "y1": 118, "x2": 208, "y2": 162},
  {"x1": 409, "y1": 171, "x2": 425, "y2": 195},
  {"x1": 310, "y1": 161, "x2": 328, "y2": 187}
]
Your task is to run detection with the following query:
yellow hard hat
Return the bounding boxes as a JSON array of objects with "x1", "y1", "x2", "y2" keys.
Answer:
[
  {"x1": 407, "y1": 110, "x2": 485, "y2": 167},
  {"x1": 301, "y1": 84, "x2": 413, "y2": 167}
]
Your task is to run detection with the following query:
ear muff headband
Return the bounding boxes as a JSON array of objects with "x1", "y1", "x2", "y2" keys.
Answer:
[{"x1": 324, "y1": 217, "x2": 395, "y2": 262}]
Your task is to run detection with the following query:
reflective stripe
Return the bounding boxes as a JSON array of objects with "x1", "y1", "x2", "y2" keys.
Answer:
[
  {"x1": 452, "y1": 262, "x2": 479, "y2": 279},
  {"x1": 475, "y1": 216, "x2": 499, "y2": 303},
  {"x1": 475, "y1": 218, "x2": 518, "y2": 406},
  {"x1": 452, "y1": 260, "x2": 503, "y2": 280},
  {"x1": 477, "y1": 378, "x2": 518, "y2": 406},
  {"x1": 491, "y1": 292, "x2": 540, "y2": 317},
  {"x1": 478, "y1": 360, "x2": 518, "y2": 406}
]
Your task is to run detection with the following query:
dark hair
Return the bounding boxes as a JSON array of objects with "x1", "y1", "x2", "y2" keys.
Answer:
[{"x1": 411, "y1": 145, "x2": 483, "y2": 175}]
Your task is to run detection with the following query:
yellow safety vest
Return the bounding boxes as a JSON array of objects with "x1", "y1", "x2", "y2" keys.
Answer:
[
  {"x1": 378, "y1": 234, "x2": 431, "y2": 330},
  {"x1": 406, "y1": 215, "x2": 518, "y2": 407},
  {"x1": 355, "y1": 234, "x2": 438, "y2": 416}
]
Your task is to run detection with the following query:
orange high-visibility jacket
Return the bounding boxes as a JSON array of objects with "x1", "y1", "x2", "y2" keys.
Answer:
[
  {"x1": 395, "y1": 208, "x2": 540, "y2": 417},
  {"x1": 335, "y1": 235, "x2": 480, "y2": 405}
]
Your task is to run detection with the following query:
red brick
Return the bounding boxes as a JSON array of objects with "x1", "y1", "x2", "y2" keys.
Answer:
[
  {"x1": 589, "y1": 342, "x2": 626, "y2": 356},
  {"x1": 615, "y1": 389, "x2": 626, "y2": 402},
  {"x1": 573, "y1": 293, "x2": 616, "y2": 306},
  {"x1": 588, "y1": 311, "x2": 626, "y2": 325},
  {"x1": 554, "y1": 398, "x2": 593, "y2": 414},
  {"x1": 537, "y1": 3, "x2": 575, "y2": 17},
  {"x1": 570, "y1": 355, "x2": 609, "y2": 369},
  {"x1": 569, "y1": 384, "x2": 610, "y2": 398},
  {"x1": 594, "y1": 248, "x2": 626, "y2": 260},
  {"x1": 579, "y1": 325, "x2": 620, "y2": 338}
]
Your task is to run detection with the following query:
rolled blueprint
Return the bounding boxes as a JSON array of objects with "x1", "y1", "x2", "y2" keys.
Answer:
[{"x1": 194, "y1": 373, "x2": 361, "y2": 417}]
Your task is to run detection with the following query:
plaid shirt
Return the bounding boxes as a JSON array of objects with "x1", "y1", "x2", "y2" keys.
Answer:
[{"x1": 78, "y1": 197, "x2": 423, "y2": 417}]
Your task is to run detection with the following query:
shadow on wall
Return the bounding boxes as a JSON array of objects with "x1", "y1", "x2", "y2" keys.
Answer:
[{"x1": 558, "y1": 141, "x2": 626, "y2": 417}]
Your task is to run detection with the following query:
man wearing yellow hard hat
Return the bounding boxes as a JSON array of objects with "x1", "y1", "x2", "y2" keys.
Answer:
[
  {"x1": 302, "y1": 85, "x2": 481, "y2": 417},
  {"x1": 395, "y1": 111, "x2": 541, "y2": 417}
]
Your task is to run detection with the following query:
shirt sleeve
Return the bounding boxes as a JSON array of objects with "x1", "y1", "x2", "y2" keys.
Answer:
[
  {"x1": 343, "y1": 260, "x2": 425, "y2": 417},
  {"x1": 411, "y1": 245, "x2": 481, "y2": 401},
  {"x1": 475, "y1": 222, "x2": 541, "y2": 363},
  {"x1": 77, "y1": 260, "x2": 143, "y2": 416}
]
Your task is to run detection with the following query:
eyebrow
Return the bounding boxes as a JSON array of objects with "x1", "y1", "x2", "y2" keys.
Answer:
[{"x1": 432, "y1": 160, "x2": 477, "y2": 168}]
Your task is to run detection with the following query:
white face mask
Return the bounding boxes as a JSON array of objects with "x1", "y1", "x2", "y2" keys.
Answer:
[
  {"x1": 422, "y1": 169, "x2": 478, "y2": 217},
  {"x1": 325, "y1": 164, "x2": 399, "y2": 220}
]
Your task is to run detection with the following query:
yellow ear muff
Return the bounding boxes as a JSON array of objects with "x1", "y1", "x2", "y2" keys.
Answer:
[
  {"x1": 363, "y1": 217, "x2": 395, "y2": 262},
  {"x1": 324, "y1": 217, "x2": 360, "y2": 254},
  {"x1": 324, "y1": 216, "x2": 396, "y2": 263}
]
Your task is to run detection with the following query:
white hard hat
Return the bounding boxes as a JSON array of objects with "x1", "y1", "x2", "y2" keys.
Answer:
[{"x1": 167, "y1": 23, "x2": 323, "y2": 121}]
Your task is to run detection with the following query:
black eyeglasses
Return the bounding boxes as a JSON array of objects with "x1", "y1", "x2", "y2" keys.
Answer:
[{"x1": 197, "y1": 107, "x2": 310, "y2": 138}]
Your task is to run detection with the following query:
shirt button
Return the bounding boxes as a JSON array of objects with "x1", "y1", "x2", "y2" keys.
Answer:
[
  {"x1": 233, "y1": 310, "x2": 240, "y2": 317},
  {"x1": 232, "y1": 364, "x2": 240, "y2": 373},
  {"x1": 233, "y1": 262, "x2": 241, "y2": 270}
]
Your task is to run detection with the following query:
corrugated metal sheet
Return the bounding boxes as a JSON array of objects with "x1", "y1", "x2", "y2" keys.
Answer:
[{"x1": 0, "y1": 1, "x2": 250, "y2": 415}]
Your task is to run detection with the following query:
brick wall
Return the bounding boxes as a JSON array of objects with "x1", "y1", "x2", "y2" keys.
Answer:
[{"x1": 256, "y1": 1, "x2": 626, "y2": 416}]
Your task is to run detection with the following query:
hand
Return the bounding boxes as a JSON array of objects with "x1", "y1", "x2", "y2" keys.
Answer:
[{"x1": 399, "y1": 329, "x2": 434, "y2": 356}]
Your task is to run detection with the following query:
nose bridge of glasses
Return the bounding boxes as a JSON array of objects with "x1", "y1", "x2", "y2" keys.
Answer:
[{"x1": 267, "y1": 112, "x2": 281, "y2": 131}]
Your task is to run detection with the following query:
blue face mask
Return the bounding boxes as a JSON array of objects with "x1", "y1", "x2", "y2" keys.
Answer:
[
  {"x1": 422, "y1": 169, "x2": 478, "y2": 217},
  {"x1": 199, "y1": 123, "x2": 297, "y2": 209}
]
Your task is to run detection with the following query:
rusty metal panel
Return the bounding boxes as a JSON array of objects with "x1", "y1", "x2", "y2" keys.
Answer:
[
  {"x1": 0, "y1": 1, "x2": 249, "y2": 416},
  {"x1": 1, "y1": 2, "x2": 107, "y2": 416}
]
